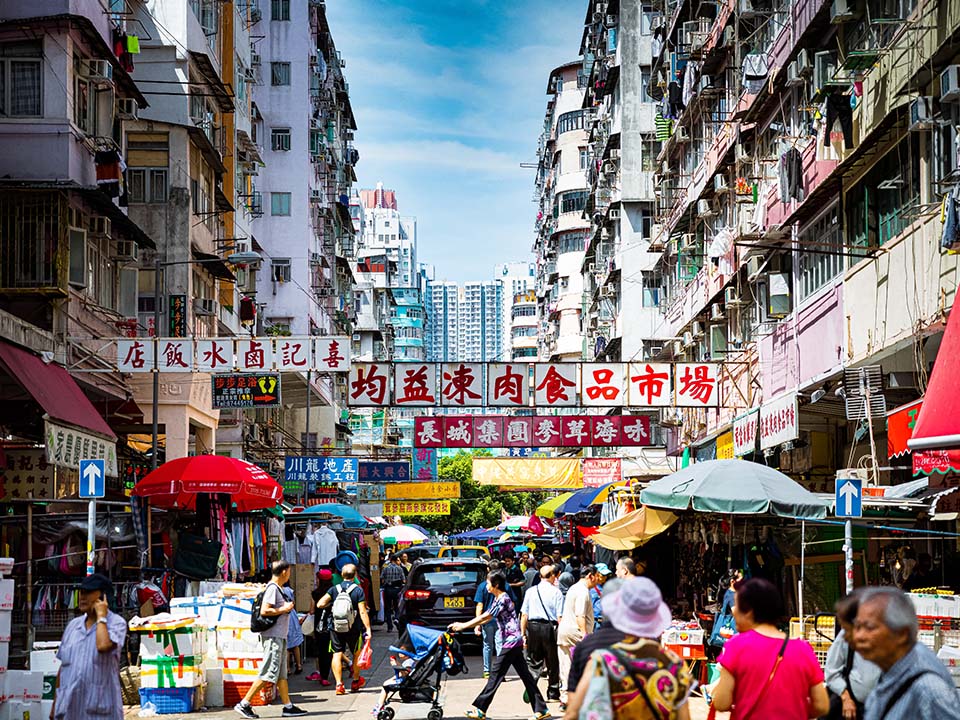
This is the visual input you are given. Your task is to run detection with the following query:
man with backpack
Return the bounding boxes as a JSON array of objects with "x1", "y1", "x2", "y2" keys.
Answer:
[
  {"x1": 316, "y1": 563, "x2": 372, "y2": 695},
  {"x1": 235, "y1": 561, "x2": 308, "y2": 718}
]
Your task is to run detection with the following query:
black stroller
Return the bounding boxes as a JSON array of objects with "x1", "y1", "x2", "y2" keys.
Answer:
[{"x1": 376, "y1": 625, "x2": 466, "y2": 720}]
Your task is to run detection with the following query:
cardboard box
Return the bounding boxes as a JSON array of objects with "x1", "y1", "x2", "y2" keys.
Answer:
[
  {"x1": 289, "y1": 564, "x2": 315, "y2": 613},
  {"x1": 0, "y1": 580, "x2": 14, "y2": 610},
  {"x1": 3, "y1": 670, "x2": 44, "y2": 702},
  {"x1": 0, "y1": 642, "x2": 11, "y2": 674}
]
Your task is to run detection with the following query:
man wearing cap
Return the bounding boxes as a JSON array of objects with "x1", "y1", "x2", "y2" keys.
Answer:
[
  {"x1": 589, "y1": 563, "x2": 613, "y2": 624},
  {"x1": 52, "y1": 573, "x2": 128, "y2": 720},
  {"x1": 565, "y1": 577, "x2": 694, "y2": 720}
]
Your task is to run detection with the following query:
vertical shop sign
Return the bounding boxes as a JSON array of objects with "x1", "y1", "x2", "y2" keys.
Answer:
[
  {"x1": 733, "y1": 408, "x2": 760, "y2": 457},
  {"x1": 759, "y1": 392, "x2": 799, "y2": 450},
  {"x1": 168, "y1": 294, "x2": 187, "y2": 338}
]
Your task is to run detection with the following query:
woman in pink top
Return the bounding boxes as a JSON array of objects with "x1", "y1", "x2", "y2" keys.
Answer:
[{"x1": 712, "y1": 578, "x2": 829, "y2": 720}]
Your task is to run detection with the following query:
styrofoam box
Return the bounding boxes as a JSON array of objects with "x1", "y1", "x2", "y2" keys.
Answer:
[
  {"x1": 41, "y1": 700, "x2": 53, "y2": 720},
  {"x1": 0, "y1": 700, "x2": 42, "y2": 720},
  {"x1": 0, "y1": 641, "x2": 10, "y2": 674},
  {"x1": 216, "y1": 627, "x2": 262, "y2": 658},
  {"x1": 29, "y1": 649, "x2": 60, "y2": 674},
  {"x1": 0, "y1": 580, "x2": 14, "y2": 611},
  {"x1": 205, "y1": 667, "x2": 224, "y2": 708},
  {"x1": 139, "y1": 660, "x2": 205, "y2": 689},
  {"x1": 3, "y1": 670, "x2": 44, "y2": 702},
  {"x1": 218, "y1": 597, "x2": 254, "y2": 626},
  {"x1": 170, "y1": 596, "x2": 222, "y2": 628},
  {"x1": 221, "y1": 656, "x2": 263, "y2": 683},
  {"x1": 0, "y1": 611, "x2": 10, "y2": 643},
  {"x1": 139, "y1": 625, "x2": 207, "y2": 660}
]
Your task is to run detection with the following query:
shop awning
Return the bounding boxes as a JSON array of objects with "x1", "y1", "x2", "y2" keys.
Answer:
[
  {"x1": 887, "y1": 398, "x2": 922, "y2": 458},
  {"x1": 907, "y1": 296, "x2": 960, "y2": 474},
  {"x1": 0, "y1": 340, "x2": 115, "y2": 439},
  {"x1": 535, "y1": 492, "x2": 575, "y2": 518},
  {"x1": 192, "y1": 251, "x2": 236, "y2": 282},
  {"x1": 589, "y1": 507, "x2": 678, "y2": 551}
]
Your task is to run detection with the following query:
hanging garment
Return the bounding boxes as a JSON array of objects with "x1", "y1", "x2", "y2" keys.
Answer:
[
  {"x1": 742, "y1": 52, "x2": 768, "y2": 94},
  {"x1": 682, "y1": 61, "x2": 700, "y2": 108},
  {"x1": 941, "y1": 187, "x2": 960, "y2": 250},
  {"x1": 823, "y1": 93, "x2": 855, "y2": 149},
  {"x1": 779, "y1": 147, "x2": 805, "y2": 203},
  {"x1": 667, "y1": 81, "x2": 685, "y2": 119}
]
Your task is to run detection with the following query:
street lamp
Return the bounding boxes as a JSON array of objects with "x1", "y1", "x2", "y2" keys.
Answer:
[{"x1": 150, "y1": 251, "x2": 262, "y2": 469}]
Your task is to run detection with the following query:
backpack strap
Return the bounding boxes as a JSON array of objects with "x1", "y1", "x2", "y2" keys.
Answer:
[{"x1": 879, "y1": 671, "x2": 935, "y2": 719}]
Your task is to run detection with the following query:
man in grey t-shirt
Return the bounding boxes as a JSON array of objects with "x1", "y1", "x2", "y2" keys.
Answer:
[{"x1": 235, "y1": 561, "x2": 307, "y2": 718}]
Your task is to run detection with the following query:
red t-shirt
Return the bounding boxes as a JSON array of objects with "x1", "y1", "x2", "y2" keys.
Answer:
[{"x1": 719, "y1": 630, "x2": 824, "y2": 720}]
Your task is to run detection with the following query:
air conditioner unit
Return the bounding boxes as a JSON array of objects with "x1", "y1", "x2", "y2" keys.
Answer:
[
  {"x1": 609, "y1": 207, "x2": 621, "y2": 220},
  {"x1": 711, "y1": 303, "x2": 725, "y2": 321},
  {"x1": 648, "y1": 237, "x2": 665, "y2": 252},
  {"x1": 672, "y1": 340, "x2": 684, "y2": 356},
  {"x1": 714, "y1": 174, "x2": 730, "y2": 193},
  {"x1": 909, "y1": 97, "x2": 934, "y2": 131},
  {"x1": 646, "y1": 345, "x2": 663, "y2": 359},
  {"x1": 602, "y1": 161, "x2": 617, "y2": 175},
  {"x1": 111, "y1": 240, "x2": 139, "y2": 262},
  {"x1": 116, "y1": 97, "x2": 138, "y2": 120},
  {"x1": 310, "y1": 252, "x2": 322, "y2": 265},
  {"x1": 587, "y1": 263, "x2": 597, "y2": 274},
  {"x1": 746, "y1": 255, "x2": 765, "y2": 281},
  {"x1": 814, "y1": 51, "x2": 838, "y2": 94},
  {"x1": 692, "y1": 321, "x2": 704, "y2": 338},
  {"x1": 680, "y1": 233, "x2": 695, "y2": 250},
  {"x1": 785, "y1": 61, "x2": 803, "y2": 87},
  {"x1": 83, "y1": 59, "x2": 113, "y2": 84},
  {"x1": 830, "y1": 0, "x2": 856, "y2": 23},
  {"x1": 251, "y1": 52, "x2": 261, "y2": 67},
  {"x1": 725, "y1": 286, "x2": 744, "y2": 305},
  {"x1": 697, "y1": 198, "x2": 717, "y2": 218},
  {"x1": 941, "y1": 65, "x2": 960, "y2": 103},
  {"x1": 600, "y1": 286, "x2": 616, "y2": 298},
  {"x1": 310, "y1": 189, "x2": 323, "y2": 201},
  {"x1": 194, "y1": 297, "x2": 217, "y2": 316},
  {"x1": 596, "y1": 2, "x2": 608, "y2": 14},
  {"x1": 605, "y1": 14, "x2": 618, "y2": 26},
  {"x1": 675, "y1": 127, "x2": 691, "y2": 142},
  {"x1": 795, "y1": 49, "x2": 812, "y2": 75},
  {"x1": 682, "y1": 331, "x2": 695, "y2": 347},
  {"x1": 90, "y1": 216, "x2": 111, "y2": 237},
  {"x1": 610, "y1": 148, "x2": 621, "y2": 159}
]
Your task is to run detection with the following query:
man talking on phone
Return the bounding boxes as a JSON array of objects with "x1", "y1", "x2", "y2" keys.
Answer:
[{"x1": 51, "y1": 573, "x2": 127, "y2": 720}]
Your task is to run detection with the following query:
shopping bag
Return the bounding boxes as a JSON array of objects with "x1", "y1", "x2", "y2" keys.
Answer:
[
  {"x1": 357, "y1": 637, "x2": 372, "y2": 670},
  {"x1": 301, "y1": 613, "x2": 315, "y2": 637}
]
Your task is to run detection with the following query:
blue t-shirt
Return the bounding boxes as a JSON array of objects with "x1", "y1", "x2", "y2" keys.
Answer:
[
  {"x1": 487, "y1": 593, "x2": 522, "y2": 649},
  {"x1": 474, "y1": 581, "x2": 517, "y2": 608}
]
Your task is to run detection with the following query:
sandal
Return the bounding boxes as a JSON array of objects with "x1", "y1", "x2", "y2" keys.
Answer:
[
  {"x1": 465, "y1": 710, "x2": 487, "y2": 719},
  {"x1": 305, "y1": 672, "x2": 321, "y2": 681}
]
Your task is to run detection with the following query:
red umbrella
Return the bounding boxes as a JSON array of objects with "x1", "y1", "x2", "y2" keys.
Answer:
[{"x1": 132, "y1": 456, "x2": 283, "y2": 512}]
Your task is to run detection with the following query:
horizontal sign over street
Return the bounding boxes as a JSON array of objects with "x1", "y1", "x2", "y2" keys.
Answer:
[
  {"x1": 383, "y1": 500, "x2": 450, "y2": 516},
  {"x1": 116, "y1": 337, "x2": 349, "y2": 373},
  {"x1": 212, "y1": 373, "x2": 281, "y2": 408},
  {"x1": 414, "y1": 415, "x2": 652, "y2": 449}
]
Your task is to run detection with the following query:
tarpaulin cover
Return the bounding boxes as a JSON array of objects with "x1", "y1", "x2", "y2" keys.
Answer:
[
  {"x1": 640, "y1": 459, "x2": 829, "y2": 519},
  {"x1": 588, "y1": 507, "x2": 678, "y2": 550},
  {"x1": 535, "y1": 492, "x2": 575, "y2": 518},
  {"x1": 473, "y1": 458, "x2": 581, "y2": 488}
]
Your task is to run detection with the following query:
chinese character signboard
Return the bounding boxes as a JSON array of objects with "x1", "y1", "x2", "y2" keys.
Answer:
[
  {"x1": 157, "y1": 339, "x2": 194, "y2": 372},
  {"x1": 276, "y1": 338, "x2": 311, "y2": 371},
  {"x1": 534, "y1": 364, "x2": 578, "y2": 406},
  {"x1": 627, "y1": 363, "x2": 672, "y2": 407},
  {"x1": 286, "y1": 456, "x2": 359, "y2": 494},
  {"x1": 487, "y1": 363, "x2": 529, "y2": 407},
  {"x1": 386, "y1": 482, "x2": 460, "y2": 500},
  {"x1": 315, "y1": 337, "x2": 349, "y2": 372},
  {"x1": 0, "y1": 449, "x2": 55, "y2": 501},
  {"x1": 413, "y1": 415, "x2": 653, "y2": 448},
  {"x1": 394, "y1": 364, "x2": 437, "y2": 407},
  {"x1": 212, "y1": 374, "x2": 281, "y2": 409},
  {"x1": 238, "y1": 338, "x2": 273, "y2": 372},
  {"x1": 759, "y1": 392, "x2": 798, "y2": 450},
  {"x1": 440, "y1": 363, "x2": 484, "y2": 407},
  {"x1": 117, "y1": 339, "x2": 155, "y2": 373},
  {"x1": 675, "y1": 363, "x2": 720, "y2": 407},
  {"x1": 733, "y1": 408, "x2": 759, "y2": 457},
  {"x1": 349, "y1": 363, "x2": 391, "y2": 406},
  {"x1": 357, "y1": 483, "x2": 386, "y2": 502},
  {"x1": 197, "y1": 339, "x2": 234, "y2": 372},
  {"x1": 581, "y1": 364, "x2": 625, "y2": 407},
  {"x1": 44, "y1": 420, "x2": 118, "y2": 476},
  {"x1": 582, "y1": 458, "x2": 622, "y2": 487},
  {"x1": 168, "y1": 294, "x2": 187, "y2": 337},
  {"x1": 358, "y1": 461, "x2": 410, "y2": 482},
  {"x1": 383, "y1": 500, "x2": 451, "y2": 516},
  {"x1": 411, "y1": 447, "x2": 438, "y2": 480}
]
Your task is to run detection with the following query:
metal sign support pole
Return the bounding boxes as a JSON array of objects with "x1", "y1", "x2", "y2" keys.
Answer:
[
  {"x1": 845, "y1": 519, "x2": 854, "y2": 594},
  {"x1": 87, "y1": 498, "x2": 96, "y2": 576}
]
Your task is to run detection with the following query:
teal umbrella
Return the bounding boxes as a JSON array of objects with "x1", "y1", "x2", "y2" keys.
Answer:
[{"x1": 640, "y1": 459, "x2": 829, "y2": 519}]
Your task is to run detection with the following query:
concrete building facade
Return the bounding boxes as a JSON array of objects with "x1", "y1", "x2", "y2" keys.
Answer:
[{"x1": 495, "y1": 261, "x2": 536, "y2": 358}]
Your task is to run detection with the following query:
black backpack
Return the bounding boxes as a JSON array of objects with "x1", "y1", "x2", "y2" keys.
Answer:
[{"x1": 250, "y1": 582, "x2": 279, "y2": 633}]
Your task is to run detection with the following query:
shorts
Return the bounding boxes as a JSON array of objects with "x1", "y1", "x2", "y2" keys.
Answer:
[
  {"x1": 330, "y1": 626, "x2": 362, "y2": 654},
  {"x1": 258, "y1": 637, "x2": 288, "y2": 683}
]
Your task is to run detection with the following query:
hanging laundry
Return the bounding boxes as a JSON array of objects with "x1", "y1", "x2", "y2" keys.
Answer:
[
  {"x1": 127, "y1": 35, "x2": 140, "y2": 54},
  {"x1": 941, "y1": 187, "x2": 959, "y2": 250},
  {"x1": 742, "y1": 52, "x2": 768, "y2": 95},
  {"x1": 823, "y1": 93, "x2": 855, "y2": 149},
  {"x1": 778, "y1": 147, "x2": 804, "y2": 203},
  {"x1": 667, "y1": 80, "x2": 685, "y2": 119},
  {"x1": 655, "y1": 111, "x2": 673, "y2": 142},
  {"x1": 682, "y1": 61, "x2": 701, "y2": 108}
]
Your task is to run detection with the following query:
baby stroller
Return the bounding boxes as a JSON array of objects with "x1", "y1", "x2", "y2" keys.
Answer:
[{"x1": 376, "y1": 625, "x2": 466, "y2": 720}]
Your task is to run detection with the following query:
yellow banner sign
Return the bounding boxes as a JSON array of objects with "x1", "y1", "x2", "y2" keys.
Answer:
[
  {"x1": 716, "y1": 431, "x2": 734, "y2": 460},
  {"x1": 385, "y1": 482, "x2": 460, "y2": 500},
  {"x1": 383, "y1": 500, "x2": 451, "y2": 516},
  {"x1": 473, "y1": 457, "x2": 581, "y2": 488}
]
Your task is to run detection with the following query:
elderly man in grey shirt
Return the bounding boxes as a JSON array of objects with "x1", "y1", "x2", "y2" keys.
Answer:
[{"x1": 854, "y1": 586, "x2": 959, "y2": 720}]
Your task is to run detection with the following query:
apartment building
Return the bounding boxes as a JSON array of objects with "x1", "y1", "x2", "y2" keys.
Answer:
[
  {"x1": 426, "y1": 281, "x2": 459, "y2": 362},
  {"x1": 510, "y1": 291, "x2": 540, "y2": 360},
  {"x1": 533, "y1": 61, "x2": 592, "y2": 361},
  {"x1": 459, "y1": 281, "x2": 504, "y2": 363},
  {"x1": 641, "y1": 0, "x2": 960, "y2": 488},
  {"x1": 0, "y1": 2, "x2": 152, "y2": 487},
  {"x1": 495, "y1": 261, "x2": 536, "y2": 356}
]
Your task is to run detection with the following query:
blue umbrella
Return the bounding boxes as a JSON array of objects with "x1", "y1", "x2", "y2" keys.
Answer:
[
  {"x1": 557, "y1": 486, "x2": 607, "y2": 515},
  {"x1": 291, "y1": 503, "x2": 368, "y2": 528}
]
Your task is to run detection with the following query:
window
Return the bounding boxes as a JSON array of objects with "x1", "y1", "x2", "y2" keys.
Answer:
[
  {"x1": 798, "y1": 206, "x2": 843, "y2": 301},
  {"x1": 69, "y1": 229, "x2": 86, "y2": 287},
  {"x1": 559, "y1": 190, "x2": 588, "y2": 215},
  {"x1": 128, "y1": 169, "x2": 168, "y2": 203},
  {"x1": 641, "y1": 4, "x2": 656, "y2": 34},
  {"x1": 73, "y1": 56, "x2": 98, "y2": 135},
  {"x1": 0, "y1": 41, "x2": 42, "y2": 117},
  {"x1": 300, "y1": 432, "x2": 317, "y2": 449},
  {"x1": 641, "y1": 271, "x2": 662, "y2": 306},
  {"x1": 271, "y1": 127, "x2": 291, "y2": 151},
  {"x1": 270, "y1": 192, "x2": 291, "y2": 216},
  {"x1": 271, "y1": 259, "x2": 291, "y2": 282},
  {"x1": 557, "y1": 229, "x2": 588, "y2": 253},
  {"x1": 271, "y1": 0, "x2": 290, "y2": 20},
  {"x1": 556, "y1": 110, "x2": 584, "y2": 135},
  {"x1": 580, "y1": 148, "x2": 589, "y2": 170},
  {"x1": 271, "y1": 62, "x2": 291, "y2": 86},
  {"x1": 127, "y1": 133, "x2": 169, "y2": 203},
  {"x1": 310, "y1": 128, "x2": 323, "y2": 155}
]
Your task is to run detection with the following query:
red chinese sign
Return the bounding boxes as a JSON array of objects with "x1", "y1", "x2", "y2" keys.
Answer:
[
  {"x1": 675, "y1": 363, "x2": 720, "y2": 407},
  {"x1": 440, "y1": 363, "x2": 484, "y2": 407},
  {"x1": 349, "y1": 363, "x2": 391, "y2": 406},
  {"x1": 582, "y1": 458, "x2": 622, "y2": 487},
  {"x1": 117, "y1": 339, "x2": 155, "y2": 373},
  {"x1": 473, "y1": 416, "x2": 504, "y2": 447},
  {"x1": 581, "y1": 364, "x2": 624, "y2": 407},
  {"x1": 487, "y1": 363, "x2": 529, "y2": 407},
  {"x1": 412, "y1": 415, "x2": 655, "y2": 448},
  {"x1": 276, "y1": 338, "x2": 310, "y2": 370},
  {"x1": 197, "y1": 339, "x2": 233, "y2": 372},
  {"x1": 414, "y1": 417, "x2": 443, "y2": 448},
  {"x1": 394, "y1": 364, "x2": 437, "y2": 406},
  {"x1": 238, "y1": 338, "x2": 273, "y2": 372},
  {"x1": 158, "y1": 339, "x2": 193, "y2": 371},
  {"x1": 315, "y1": 337, "x2": 349, "y2": 372},
  {"x1": 733, "y1": 409, "x2": 759, "y2": 457},
  {"x1": 534, "y1": 364, "x2": 578, "y2": 406},
  {"x1": 627, "y1": 362, "x2": 672, "y2": 407}
]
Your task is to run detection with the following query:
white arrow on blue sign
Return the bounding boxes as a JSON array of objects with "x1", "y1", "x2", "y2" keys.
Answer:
[
  {"x1": 835, "y1": 477, "x2": 862, "y2": 518},
  {"x1": 79, "y1": 458, "x2": 106, "y2": 499}
]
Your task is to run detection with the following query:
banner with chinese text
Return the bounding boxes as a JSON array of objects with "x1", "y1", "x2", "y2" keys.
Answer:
[
  {"x1": 411, "y1": 448, "x2": 438, "y2": 480},
  {"x1": 116, "y1": 337, "x2": 350, "y2": 373},
  {"x1": 385, "y1": 481, "x2": 460, "y2": 500},
  {"x1": 44, "y1": 420, "x2": 118, "y2": 476},
  {"x1": 582, "y1": 458, "x2": 622, "y2": 487},
  {"x1": 383, "y1": 500, "x2": 451, "y2": 516},
  {"x1": 414, "y1": 415, "x2": 652, "y2": 448},
  {"x1": 212, "y1": 373, "x2": 281, "y2": 408},
  {"x1": 473, "y1": 458, "x2": 581, "y2": 488}
]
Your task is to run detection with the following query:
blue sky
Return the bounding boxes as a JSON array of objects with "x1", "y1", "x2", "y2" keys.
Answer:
[{"x1": 326, "y1": 0, "x2": 586, "y2": 283}]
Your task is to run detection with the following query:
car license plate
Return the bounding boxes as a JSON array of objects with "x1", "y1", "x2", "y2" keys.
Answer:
[{"x1": 444, "y1": 597, "x2": 465, "y2": 609}]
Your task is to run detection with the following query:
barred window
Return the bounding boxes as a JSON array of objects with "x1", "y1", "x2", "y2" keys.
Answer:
[
  {"x1": 271, "y1": 62, "x2": 291, "y2": 86},
  {"x1": 271, "y1": 127, "x2": 291, "y2": 151},
  {"x1": 0, "y1": 42, "x2": 42, "y2": 117},
  {"x1": 271, "y1": 0, "x2": 290, "y2": 21}
]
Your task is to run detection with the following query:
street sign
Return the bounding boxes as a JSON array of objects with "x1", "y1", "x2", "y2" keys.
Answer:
[
  {"x1": 835, "y1": 478, "x2": 862, "y2": 518},
  {"x1": 79, "y1": 459, "x2": 105, "y2": 499}
]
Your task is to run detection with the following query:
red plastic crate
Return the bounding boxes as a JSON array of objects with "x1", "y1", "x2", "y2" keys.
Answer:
[{"x1": 223, "y1": 681, "x2": 275, "y2": 707}]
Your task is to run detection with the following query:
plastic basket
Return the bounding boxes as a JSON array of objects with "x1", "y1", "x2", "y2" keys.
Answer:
[
  {"x1": 223, "y1": 680, "x2": 275, "y2": 707},
  {"x1": 138, "y1": 686, "x2": 195, "y2": 715}
]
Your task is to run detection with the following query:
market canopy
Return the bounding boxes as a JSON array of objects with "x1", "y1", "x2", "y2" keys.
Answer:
[
  {"x1": 589, "y1": 507, "x2": 678, "y2": 550},
  {"x1": 449, "y1": 527, "x2": 500, "y2": 541},
  {"x1": 907, "y1": 295, "x2": 960, "y2": 474},
  {"x1": 380, "y1": 525, "x2": 428, "y2": 545},
  {"x1": 535, "y1": 492, "x2": 575, "y2": 517},
  {"x1": 496, "y1": 515, "x2": 545, "y2": 536},
  {"x1": 640, "y1": 458, "x2": 830, "y2": 519},
  {"x1": 556, "y1": 482, "x2": 624, "y2": 515},
  {"x1": 290, "y1": 502, "x2": 368, "y2": 528}
]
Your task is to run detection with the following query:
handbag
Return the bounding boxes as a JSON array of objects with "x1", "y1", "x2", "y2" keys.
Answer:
[
  {"x1": 301, "y1": 612, "x2": 315, "y2": 637},
  {"x1": 707, "y1": 634, "x2": 790, "y2": 720}
]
